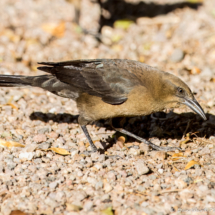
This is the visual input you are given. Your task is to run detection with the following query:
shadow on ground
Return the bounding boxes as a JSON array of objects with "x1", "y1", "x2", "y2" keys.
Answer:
[
  {"x1": 30, "y1": 111, "x2": 214, "y2": 141},
  {"x1": 89, "y1": 0, "x2": 202, "y2": 32}
]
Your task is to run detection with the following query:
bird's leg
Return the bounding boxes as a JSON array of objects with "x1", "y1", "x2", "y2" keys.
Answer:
[
  {"x1": 81, "y1": 125, "x2": 122, "y2": 159},
  {"x1": 112, "y1": 126, "x2": 181, "y2": 152},
  {"x1": 81, "y1": 125, "x2": 98, "y2": 153}
]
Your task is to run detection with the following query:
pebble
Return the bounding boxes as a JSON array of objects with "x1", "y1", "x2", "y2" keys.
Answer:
[
  {"x1": 38, "y1": 127, "x2": 50, "y2": 134},
  {"x1": 95, "y1": 181, "x2": 103, "y2": 190},
  {"x1": 135, "y1": 160, "x2": 150, "y2": 175},
  {"x1": 49, "y1": 181, "x2": 59, "y2": 189},
  {"x1": 139, "y1": 143, "x2": 150, "y2": 152},
  {"x1": 175, "y1": 179, "x2": 187, "y2": 189},
  {"x1": 149, "y1": 151, "x2": 167, "y2": 160},
  {"x1": 19, "y1": 152, "x2": 35, "y2": 161},
  {"x1": 94, "y1": 163, "x2": 103, "y2": 170},
  {"x1": 47, "y1": 132, "x2": 59, "y2": 139},
  {"x1": 83, "y1": 200, "x2": 93, "y2": 211},
  {"x1": 33, "y1": 134, "x2": 47, "y2": 143},
  {"x1": 128, "y1": 148, "x2": 141, "y2": 156},
  {"x1": 199, "y1": 146, "x2": 210, "y2": 155},
  {"x1": 158, "y1": 169, "x2": 164, "y2": 174},
  {"x1": 87, "y1": 177, "x2": 97, "y2": 186},
  {"x1": 24, "y1": 143, "x2": 38, "y2": 152},
  {"x1": 170, "y1": 49, "x2": 184, "y2": 62},
  {"x1": 104, "y1": 183, "x2": 112, "y2": 193},
  {"x1": 106, "y1": 171, "x2": 116, "y2": 181}
]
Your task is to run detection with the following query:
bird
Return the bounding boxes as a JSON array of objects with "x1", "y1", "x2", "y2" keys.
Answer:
[{"x1": 0, "y1": 59, "x2": 206, "y2": 153}]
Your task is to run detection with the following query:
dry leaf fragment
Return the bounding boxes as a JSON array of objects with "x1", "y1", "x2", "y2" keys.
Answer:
[
  {"x1": 101, "y1": 207, "x2": 114, "y2": 215},
  {"x1": 7, "y1": 103, "x2": 18, "y2": 110},
  {"x1": 184, "y1": 160, "x2": 201, "y2": 170},
  {"x1": 171, "y1": 157, "x2": 182, "y2": 161},
  {"x1": 48, "y1": 147, "x2": 70, "y2": 155},
  {"x1": 0, "y1": 139, "x2": 25, "y2": 148},
  {"x1": 42, "y1": 22, "x2": 65, "y2": 38},
  {"x1": 10, "y1": 210, "x2": 31, "y2": 215},
  {"x1": 171, "y1": 152, "x2": 184, "y2": 161},
  {"x1": 172, "y1": 152, "x2": 184, "y2": 157}
]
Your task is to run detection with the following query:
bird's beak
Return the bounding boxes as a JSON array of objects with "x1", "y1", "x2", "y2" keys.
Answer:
[{"x1": 182, "y1": 98, "x2": 207, "y2": 120}]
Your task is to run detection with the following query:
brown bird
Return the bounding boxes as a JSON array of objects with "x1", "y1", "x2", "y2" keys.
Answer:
[{"x1": 0, "y1": 59, "x2": 206, "y2": 153}]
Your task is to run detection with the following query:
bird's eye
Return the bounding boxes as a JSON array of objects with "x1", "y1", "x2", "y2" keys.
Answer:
[{"x1": 178, "y1": 88, "x2": 183, "y2": 93}]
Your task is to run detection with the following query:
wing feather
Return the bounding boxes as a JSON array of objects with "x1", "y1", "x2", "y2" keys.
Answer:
[{"x1": 38, "y1": 59, "x2": 141, "y2": 105}]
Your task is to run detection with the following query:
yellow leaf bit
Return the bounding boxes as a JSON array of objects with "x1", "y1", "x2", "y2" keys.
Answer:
[
  {"x1": 48, "y1": 147, "x2": 70, "y2": 155},
  {"x1": 0, "y1": 139, "x2": 25, "y2": 148},
  {"x1": 184, "y1": 160, "x2": 201, "y2": 170},
  {"x1": 101, "y1": 207, "x2": 114, "y2": 215}
]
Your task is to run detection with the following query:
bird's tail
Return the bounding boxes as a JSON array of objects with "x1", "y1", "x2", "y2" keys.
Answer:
[
  {"x1": 0, "y1": 74, "x2": 56, "y2": 88},
  {"x1": 0, "y1": 75, "x2": 33, "y2": 87}
]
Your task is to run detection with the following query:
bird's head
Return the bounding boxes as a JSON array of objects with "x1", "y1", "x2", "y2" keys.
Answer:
[{"x1": 156, "y1": 72, "x2": 207, "y2": 120}]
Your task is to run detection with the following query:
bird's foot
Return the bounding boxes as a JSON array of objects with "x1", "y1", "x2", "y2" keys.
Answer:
[{"x1": 113, "y1": 127, "x2": 182, "y2": 152}]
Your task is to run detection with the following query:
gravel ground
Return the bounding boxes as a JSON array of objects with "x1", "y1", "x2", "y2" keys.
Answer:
[{"x1": 1, "y1": 0, "x2": 215, "y2": 214}]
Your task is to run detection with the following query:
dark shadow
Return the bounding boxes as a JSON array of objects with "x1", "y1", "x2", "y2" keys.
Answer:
[
  {"x1": 96, "y1": 0, "x2": 202, "y2": 32},
  {"x1": 30, "y1": 111, "x2": 214, "y2": 142},
  {"x1": 30, "y1": 112, "x2": 79, "y2": 124}
]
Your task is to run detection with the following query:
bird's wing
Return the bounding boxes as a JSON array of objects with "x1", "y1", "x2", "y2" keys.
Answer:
[{"x1": 38, "y1": 59, "x2": 141, "y2": 105}]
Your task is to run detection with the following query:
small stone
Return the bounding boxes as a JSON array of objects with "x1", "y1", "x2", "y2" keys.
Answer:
[
  {"x1": 38, "y1": 127, "x2": 50, "y2": 134},
  {"x1": 170, "y1": 49, "x2": 184, "y2": 63},
  {"x1": 158, "y1": 169, "x2": 164, "y2": 174},
  {"x1": 71, "y1": 150, "x2": 79, "y2": 158},
  {"x1": 128, "y1": 148, "x2": 141, "y2": 156},
  {"x1": 87, "y1": 177, "x2": 97, "y2": 186},
  {"x1": 206, "y1": 195, "x2": 215, "y2": 202},
  {"x1": 44, "y1": 197, "x2": 58, "y2": 208},
  {"x1": 139, "y1": 143, "x2": 150, "y2": 152},
  {"x1": 49, "y1": 181, "x2": 58, "y2": 189},
  {"x1": 24, "y1": 144, "x2": 38, "y2": 152},
  {"x1": 137, "y1": 185, "x2": 145, "y2": 192},
  {"x1": 47, "y1": 132, "x2": 59, "y2": 139},
  {"x1": 77, "y1": 171, "x2": 83, "y2": 177},
  {"x1": 199, "y1": 146, "x2": 210, "y2": 155},
  {"x1": 151, "y1": 138, "x2": 161, "y2": 146},
  {"x1": 33, "y1": 134, "x2": 47, "y2": 143},
  {"x1": 104, "y1": 183, "x2": 112, "y2": 193},
  {"x1": 94, "y1": 163, "x2": 103, "y2": 170},
  {"x1": 75, "y1": 190, "x2": 87, "y2": 202},
  {"x1": 19, "y1": 152, "x2": 35, "y2": 161},
  {"x1": 101, "y1": 194, "x2": 110, "y2": 201},
  {"x1": 135, "y1": 159, "x2": 149, "y2": 175},
  {"x1": 38, "y1": 142, "x2": 50, "y2": 150},
  {"x1": 83, "y1": 200, "x2": 93, "y2": 211},
  {"x1": 149, "y1": 151, "x2": 167, "y2": 160},
  {"x1": 175, "y1": 179, "x2": 187, "y2": 189},
  {"x1": 98, "y1": 154, "x2": 106, "y2": 162},
  {"x1": 106, "y1": 171, "x2": 116, "y2": 180},
  {"x1": 95, "y1": 181, "x2": 103, "y2": 190}
]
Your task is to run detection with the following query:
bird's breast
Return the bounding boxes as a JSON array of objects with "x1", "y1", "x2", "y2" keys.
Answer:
[{"x1": 76, "y1": 86, "x2": 163, "y2": 122}]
